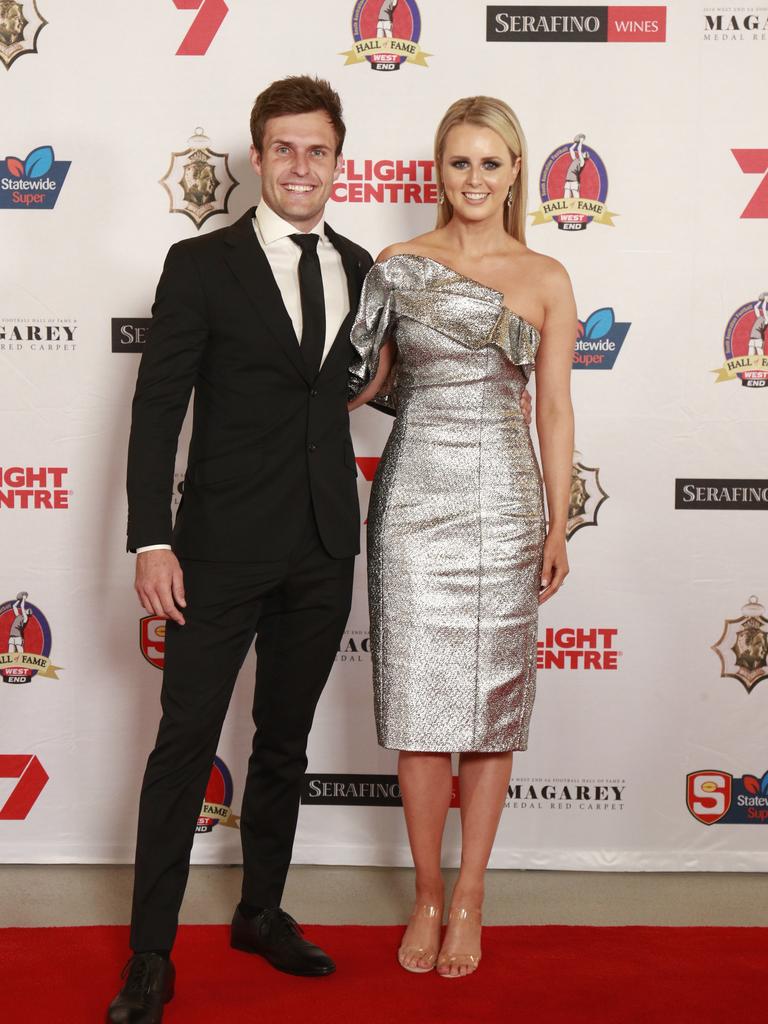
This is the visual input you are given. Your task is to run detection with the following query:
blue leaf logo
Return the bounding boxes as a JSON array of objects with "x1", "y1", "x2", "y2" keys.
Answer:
[
  {"x1": 584, "y1": 307, "x2": 615, "y2": 340},
  {"x1": 761, "y1": 771, "x2": 768, "y2": 796},
  {"x1": 24, "y1": 146, "x2": 54, "y2": 180}
]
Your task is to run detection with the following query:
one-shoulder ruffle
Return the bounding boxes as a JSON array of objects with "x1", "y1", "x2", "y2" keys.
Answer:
[{"x1": 348, "y1": 255, "x2": 541, "y2": 413}]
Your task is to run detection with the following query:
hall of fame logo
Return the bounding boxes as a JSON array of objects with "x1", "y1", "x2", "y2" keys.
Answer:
[
  {"x1": 197, "y1": 755, "x2": 239, "y2": 833},
  {"x1": 0, "y1": 592, "x2": 61, "y2": 684},
  {"x1": 568, "y1": 453, "x2": 608, "y2": 540},
  {"x1": 341, "y1": 0, "x2": 431, "y2": 72},
  {"x1": 713, "y1": 294, "x2": 768, "y2": 388},
  {"x1": 531, "y1": 134, "x2": 616, "y2": 232},
  {"x1": 711, "y1": 596, "x2": 768, "y2": 694},
  {"x1": 159, "y1": 127, "x2": 238, "y2": 229},
  {"x1": 0, "y1": 1, "x2": 46, "y2": 70}
]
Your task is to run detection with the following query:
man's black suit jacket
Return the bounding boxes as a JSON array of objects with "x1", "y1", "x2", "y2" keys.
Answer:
[{"x1": 126, "y1": 206, "x2": 373, "y2": 562}]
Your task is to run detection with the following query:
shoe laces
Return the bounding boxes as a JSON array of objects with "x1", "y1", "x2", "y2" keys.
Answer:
[
  {"x1": 121, "y1": 953, "x2": 155, "y2": 993},
  {"x1": 262, "y1": 908, "x2": 305, "y2": 940}
]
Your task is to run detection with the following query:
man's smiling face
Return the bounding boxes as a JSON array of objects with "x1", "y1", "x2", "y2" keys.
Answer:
[{"x1": 250, "y1": 110, "x2": 342, "y2": 231}]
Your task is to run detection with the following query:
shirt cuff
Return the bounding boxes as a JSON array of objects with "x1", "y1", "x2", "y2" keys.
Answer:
[{"x1": 136, "y1": 544, "x2": 172, "y2": 553}]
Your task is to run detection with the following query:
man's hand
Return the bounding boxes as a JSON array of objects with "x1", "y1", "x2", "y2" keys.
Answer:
[
  {"x1": 135, "y1": 550, "x2": 187, "y2": 626},
  {"x1": 520, "y1": 387, "x2": 532, "y2": 426}
]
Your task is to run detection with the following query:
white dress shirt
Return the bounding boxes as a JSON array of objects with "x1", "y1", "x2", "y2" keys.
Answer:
[{"x1": 137, "y1": 202, "x2": 350, "y2": 554}]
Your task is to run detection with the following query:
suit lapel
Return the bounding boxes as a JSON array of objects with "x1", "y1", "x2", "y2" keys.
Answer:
[{"x1": 223, "y1": 207, "x2": 311, "y2": 384}]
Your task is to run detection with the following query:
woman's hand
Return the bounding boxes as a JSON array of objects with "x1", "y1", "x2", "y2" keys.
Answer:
[{"x1": 538, "y1": 530, "x2": 569, "y2": 604}]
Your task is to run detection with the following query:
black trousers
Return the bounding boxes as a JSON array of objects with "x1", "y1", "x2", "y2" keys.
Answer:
[{"x1": 129, "y1": 509, "x2": 354, "y2": 952}]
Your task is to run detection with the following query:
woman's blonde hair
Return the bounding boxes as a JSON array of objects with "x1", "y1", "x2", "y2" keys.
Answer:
[{"x1": 434, "y1": 96, "x2": 528, "y2": 244}]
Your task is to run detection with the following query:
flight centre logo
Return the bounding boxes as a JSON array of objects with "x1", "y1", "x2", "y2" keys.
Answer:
[
  {"x1": 0, "y1": 466, "x2": 69, "y2": 509},
  {"x1": 537, "y1": 628, "x2": 620, "y2": 670},
  {"x1": 531, "y1": 134, "x2": 617, "y2": 232},
  {"x1": 196, "y1": 755, "x2": 239, "y2": 834},
  {"x1": 0, "y1": 145, "x2": 70, "y2": 210},
  {"x1": 331, "y1": 156, "x2": 437, "y2": 204},
  {"x1": 712, "y1": 294, "x2": 768, "y2": 388},
  {"x1": 0, "y1": 593, "x2": 62, "y2": 685},
  {"x1": 711, "y1": 596, "x2": 768, "y2": 694},
  {"x1": 687, "y1": 770, "x2": 768, "y2": 825},
  {"x1": 160, "y1": 127, "x2": 238, "y2": 230},
  {"x1": 568, "y1": 452, "x2": 608, "y2": 540},
  {"x1": 575, "y1": 308, "x2": 630, "y2": 370},
  {"x1": 0, "y1": 1, "x2": 46, "y2": 70},
  {"x1": 341, "y1": 0, "x2": 431, "y2": 72}
]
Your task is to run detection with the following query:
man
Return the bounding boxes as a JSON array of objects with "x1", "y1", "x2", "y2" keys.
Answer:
[
  {"x1": 8, "y1": 591, "x2": 29, "y2": 654},
  {"x1": 564, "y1": 134, "x2": 588, "y2": 200},
  {"x1": 109, "y1": 75, "x2": 531, "y2": 1022},
  {"x1": 377, "y1": 0, "x2": 398, "y2": 38}
]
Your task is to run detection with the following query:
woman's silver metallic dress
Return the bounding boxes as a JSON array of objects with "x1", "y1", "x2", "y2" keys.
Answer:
[{"x1": 349, "y1": 255, "x2": 545, "y2": 753}]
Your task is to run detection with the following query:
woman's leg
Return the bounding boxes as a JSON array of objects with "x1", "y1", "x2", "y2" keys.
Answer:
[
  {"x1": 437, "y1": 750, "x2": 513, "y2": 977},
  {"x1": 397, "y1": 750, "x2": 453, "y2": 969}
]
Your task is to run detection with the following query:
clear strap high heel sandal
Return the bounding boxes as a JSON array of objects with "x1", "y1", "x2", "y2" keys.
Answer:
[
  {"x1": 397, "y1": 904, "x2": 442, "y2": 974},
  {"x1": 436, "y1": 907, "x2": 482, "y2": 978}
]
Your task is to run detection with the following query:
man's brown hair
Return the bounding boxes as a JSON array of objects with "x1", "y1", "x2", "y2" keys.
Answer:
[{"x1": 250, "y1": 75, "x2": 346, "y2": 156}]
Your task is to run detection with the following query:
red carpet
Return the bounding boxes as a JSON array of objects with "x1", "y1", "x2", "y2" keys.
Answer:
[{"x1": 1, "y1": 924, "x2": 762, "y2": 1024}]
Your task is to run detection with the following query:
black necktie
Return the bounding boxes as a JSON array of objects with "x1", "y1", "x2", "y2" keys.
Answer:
[{"x1": 290, "y1": 233, "x2": 326, "y2": 378}]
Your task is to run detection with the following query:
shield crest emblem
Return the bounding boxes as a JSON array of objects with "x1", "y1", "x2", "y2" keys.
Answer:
[
  {"x1": 0, "y1": 1, "x2": 47, "y2": 70},
  {"x1": 567, "y1": 452, "x2": 609, "y2": 540},
  {"x1": 711, "y1": 596, "x2": 768, "y2": 694},
  {"x1": 686, "y1": 771, "x2": 732, "y2": 826},
  {"x1": 159, "y1": 128, "x2": 238, "y2": 230},
  {"x1": 140, "y1": 615, "x2": 166, "y2": 670}
]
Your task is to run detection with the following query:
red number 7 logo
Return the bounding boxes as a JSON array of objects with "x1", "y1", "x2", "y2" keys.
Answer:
[
  {"x1": 0, "y1": 755, "x2": 49, "y2": 820},
  {"x1": 732, "y1": 149, "x2": 768, "y2": 218},
  {"x1": 173, "y1": 0, "x2": 229, "y2": 56}
]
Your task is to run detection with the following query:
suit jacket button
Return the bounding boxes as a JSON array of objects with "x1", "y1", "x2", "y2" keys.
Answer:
[
  {"x1": 308, "y1": 443, "x2": 317, "y2": 452},
  {"x1": 310, "y1": 389, "x2": 318, "y2": 397}
]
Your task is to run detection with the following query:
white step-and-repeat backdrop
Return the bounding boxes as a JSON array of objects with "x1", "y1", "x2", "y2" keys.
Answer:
[{"x1": 1, "y1": 1, "x2": 767, "y2": 870}]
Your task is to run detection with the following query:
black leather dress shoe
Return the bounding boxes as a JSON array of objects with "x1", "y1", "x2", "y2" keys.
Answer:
[
  {"x1": 106, "y1": 953, "x2": 175, "y2": 1023},
  {"x1": 230, "y1": 906, "x2": 336, "y2": 977}
]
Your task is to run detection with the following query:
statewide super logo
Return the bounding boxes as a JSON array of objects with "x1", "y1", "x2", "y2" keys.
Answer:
[
  {"x1": 687, "y1": 770, "x2": 768, "y2": 825},
  {"x1": 0, "y1": 593, "x2": 61, "y2": 685},
  {"x1": 0, "y1": 0, "x2": 46, "y2": 70},
  {"x1": 160, "y1": 127, "x2": 238, "y2": 229},
  {"x1": 713, "y1": 294, "x2": 768, "y2": 388},
  {"x1": 197, "y1": 755, "x2": 239, "y2": 833},
  {"x1": 575, "y1": 308, "x2": 630, "y2": 369},
  {"x1": 711, "y1": 596, "x2": 768, "y2": 694},
  {"x1": 568, "y1": 452, "x2": 608, "y2": 539},
  {"x1": 531, "y1": 134, "x2": 616, "y2": 232},
  {"x1": 0, "y1": 145, "x2": 70, "y2": 210},
  {"x1": 341, "y1": 0, "x2": 431, "y2": 72}
]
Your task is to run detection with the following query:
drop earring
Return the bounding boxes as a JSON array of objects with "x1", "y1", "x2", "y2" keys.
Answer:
[
  {"x1": 438, "y1": 188, "x2": 445, "y2": 205},
  {"x1": 506, "y1": 185, "x2": 514, "y2": 207}
]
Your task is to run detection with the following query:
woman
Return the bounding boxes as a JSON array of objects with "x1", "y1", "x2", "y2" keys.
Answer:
[{"x1": 348, "y1": 97, "x2": 575, "y2": 978}]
